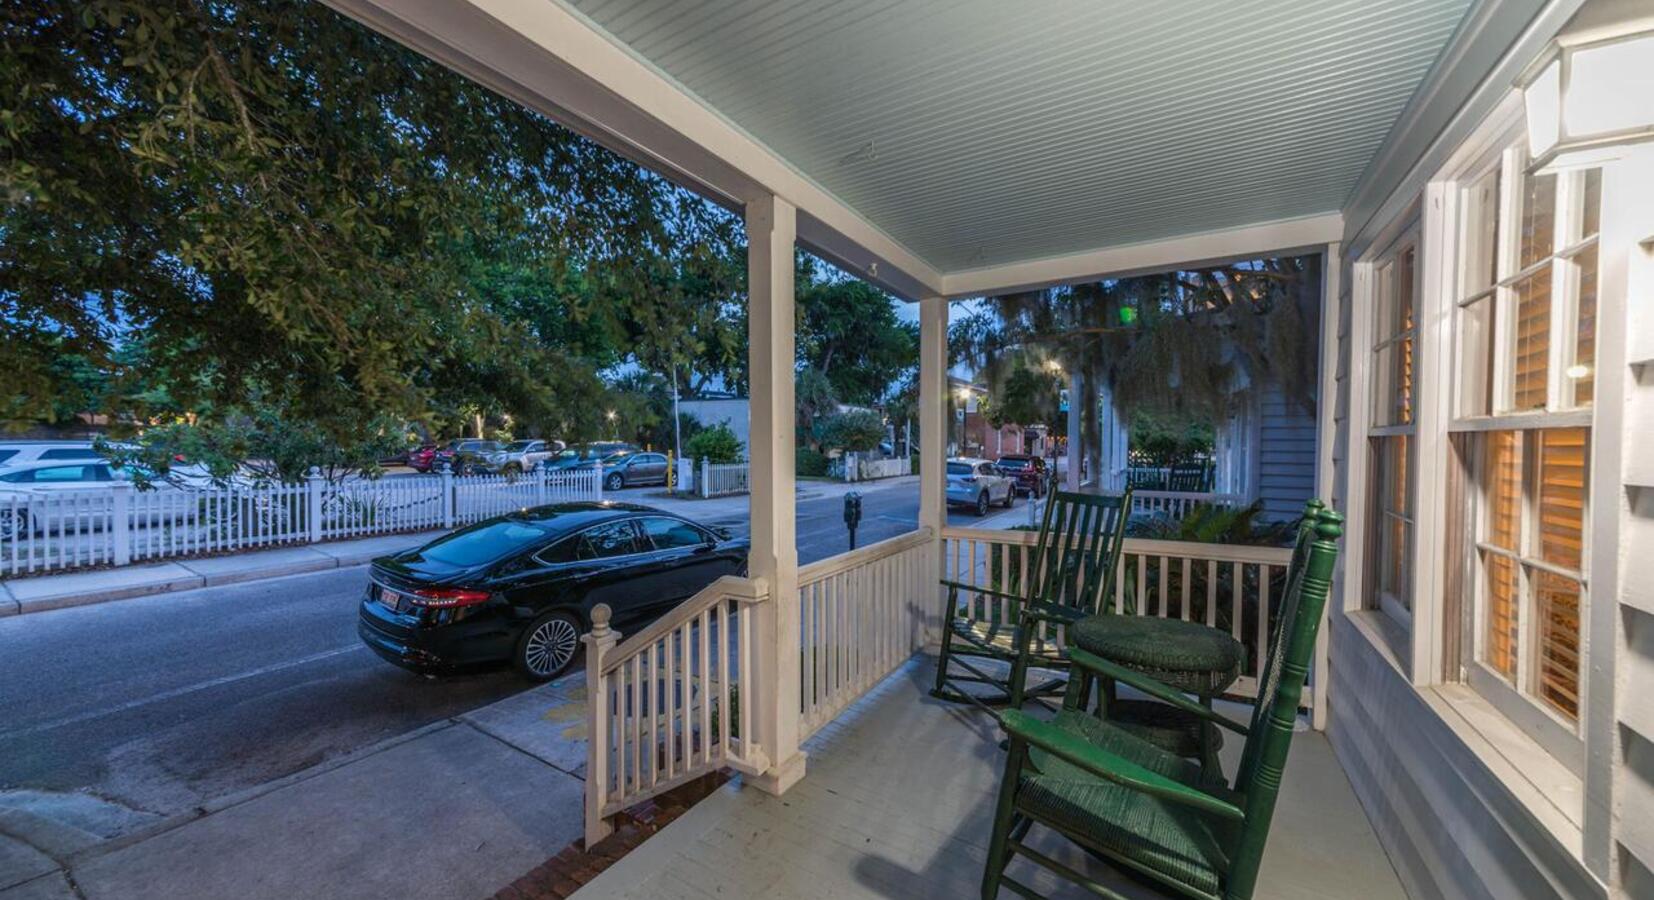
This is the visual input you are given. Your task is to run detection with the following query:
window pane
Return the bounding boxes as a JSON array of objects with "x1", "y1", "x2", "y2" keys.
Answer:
[
  {"x1": 1370, "y1": 436, "x2": 1412, "y2": 613},
  {"x1": 1486, "y1": 430, "x2": 1523, "y2": 552},
  {"x1": 1397, "y1": 247, "x2": 1416, "y2": 337},
  {"x1": 1483, "y1": 551, "x2": 1519, "y2": 680},
  {"x1": 578, "y1": 521, "x2": 641, "y2": 559},
  {"x1": 639, "y1": 516, "x2": 709, "y2": 550},
  {"x1": 1459, "y1": 296, "x2": 1494, "y2": 417},
  {"x1": 1399, "y1": 335, "x2": 1413, "y2": 424},
  {"x1": 1534, "y1": 570, "x2": 1581, "y2": 720},
  {"x1": 1512, "y1": 266, "x2": 1552, "y2": 410},
  {"x1": 1537, "y1": 428, "x2": 1587, "y2": 570},
  {"x1": 1464, "y1": 171, "x2": 1500, "y2": 296},
  {"x1": 1580, "y1": 169, "x2": 1601, "y2": 239},
  {"x1": 1572, "y1": 243, "x2": 1598, "y2": 406},
  {"x1": 1518, "y1": 171, "x2": 1556, "y2": 270}
]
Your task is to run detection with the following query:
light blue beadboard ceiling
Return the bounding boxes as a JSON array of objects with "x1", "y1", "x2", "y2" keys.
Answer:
[{"x1": 559, "y1": 0, "x2": 1475, "y2": 272}]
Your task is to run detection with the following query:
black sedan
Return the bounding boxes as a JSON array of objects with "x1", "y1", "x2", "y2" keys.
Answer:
[{"x1": 358, "y1": 502, "x2": 747, "y2": 681}]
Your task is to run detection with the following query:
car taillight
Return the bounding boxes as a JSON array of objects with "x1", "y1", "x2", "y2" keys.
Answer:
[{"x1": 407, "y1": 588, "x2": 491, "y2": 608}]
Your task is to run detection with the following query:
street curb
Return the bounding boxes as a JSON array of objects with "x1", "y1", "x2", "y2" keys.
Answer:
[
  {"x1": 7, "y1": 565, "x2": 206, "y2": 616},
  {"x1": 0, "y1": 532, "x2": 443, "y2": 620}
]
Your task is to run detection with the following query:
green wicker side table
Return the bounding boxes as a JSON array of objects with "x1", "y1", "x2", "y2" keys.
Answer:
[{"x1": 1067, "y1": 615, "x2": 1244, "y2": 772}]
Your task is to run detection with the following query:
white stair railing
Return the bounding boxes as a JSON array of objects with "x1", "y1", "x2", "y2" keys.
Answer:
[
  {"x1": 583, "y1": 576, "x2": 769, "y2": 846},
  {"x1": 1128, "y1": 490, "x2": 1247, "y2": 521}
]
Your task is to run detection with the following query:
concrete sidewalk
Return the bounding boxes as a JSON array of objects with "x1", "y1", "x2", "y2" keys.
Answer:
[
  {"x1": 0, "y1": 530, "x2": 449, "y2": 618},
  {"x1": 0, "y1": 675, "x2": 592, "y2": 900}
]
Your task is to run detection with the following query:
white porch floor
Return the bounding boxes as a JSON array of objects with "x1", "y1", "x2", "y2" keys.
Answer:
[{"x1": 572, "y1": 655, "x2": 1406, "y2": 900}]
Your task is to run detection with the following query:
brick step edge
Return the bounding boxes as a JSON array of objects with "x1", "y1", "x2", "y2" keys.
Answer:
[{"x1": 490, "y1": 771, "x2": 733, "y2": 900}]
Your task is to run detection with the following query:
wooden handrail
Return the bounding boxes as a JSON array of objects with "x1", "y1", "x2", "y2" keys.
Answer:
[
  {"x1": 602, "y1": 574, "x2": 767, "y2": 675},
  {"x1": 941, "y1": 526, "x2": 1292, "y2": 565},
  {"x1": 797, "y1": 527, "x2": 932, "y2": 584}
]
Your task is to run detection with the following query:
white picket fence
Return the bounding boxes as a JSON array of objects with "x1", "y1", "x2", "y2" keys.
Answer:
[
  {"x1": 1128, "y1": 490, "x2": 1247, "y2": 520},
  {"x1": 843, "y1": 453, "x2": 911, "y2": 482},
  {"x1": 696, "y1": 460, "x2": 750, "y2": 498},
  {"x1": 0, "y1": 468, "x2": 603, "y2": 578}
]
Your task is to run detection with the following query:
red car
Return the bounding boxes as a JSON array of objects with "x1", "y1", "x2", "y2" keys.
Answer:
[
  {"x1": 993, "y1": 454, "x2": 1050, "y2": 497},
  {"x1": 407, "y1": 444, "x2": 439, "y2": 472}
]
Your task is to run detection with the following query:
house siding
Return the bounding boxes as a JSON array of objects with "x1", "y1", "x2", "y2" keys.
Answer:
[
  {"x1": 1256, "y1": 380, "x2": 1318, "y2": 519},
  {"x1": 1327, "y1": 617, "x2": 1605, "y2": 900}
]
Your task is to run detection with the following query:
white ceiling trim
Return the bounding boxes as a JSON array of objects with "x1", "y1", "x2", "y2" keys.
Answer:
[
  {"x1": 323, "y1": 0, "x2": 946, "y2": 300},
  {"x1": 940, "y1": 213, "x2": 1346, "y2": 299},
  {"x1": 1339, "y1": 0, "x2": 1584, "y2": 256}
]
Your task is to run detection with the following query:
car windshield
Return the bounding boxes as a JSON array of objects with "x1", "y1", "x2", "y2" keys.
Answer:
[
  {"x1": 505, "y1": 441, "x2": 535, "y2": 452},
  {"x1": 418, "y1": 517, "x2": 555, "y2": 566},
  {"x1": 601, "y1": 452, "x2": 635, "y2": 464},
  {"x1": 946, "y1": 462, "x2": 973, "y2": 476},
  {"x1": 996, "y1": 458, "x2": 1029, "y2": 469}
]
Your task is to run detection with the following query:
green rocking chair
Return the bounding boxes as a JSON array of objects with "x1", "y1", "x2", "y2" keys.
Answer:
[
  {"x1": 932, "y1": 485, "x2": 1130, "y2": 711},
  {"x1": 981, "y1": 505, "x2": 1344, "y2": 900}
]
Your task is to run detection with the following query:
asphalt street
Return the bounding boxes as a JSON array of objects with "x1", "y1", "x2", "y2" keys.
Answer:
[{"x1": 0, "y1": 483, "x2": 995, "y2": 849}]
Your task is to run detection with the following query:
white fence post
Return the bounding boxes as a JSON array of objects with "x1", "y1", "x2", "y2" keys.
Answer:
[
  {"x1": 594, "y1": 462, "x2": 604, "y2": 501},
  {"x1": 582, "y1": 603, "x2": 619, "y2": 847},
  {"x1": 700, "y1": 458, "x2": 710, "y2": 499},
  {"x1": 306, "y1": 470, "x2": 325, "y2": 543},
  {"x1": 535, "y1": 466, "x2": 548, "y2": 507},
  {"x1": 440, "y1": 470, "x2": 454, "y2": 528},
  {"x1": 110, "y1": 481, "x2": 131, "y2": 566}
]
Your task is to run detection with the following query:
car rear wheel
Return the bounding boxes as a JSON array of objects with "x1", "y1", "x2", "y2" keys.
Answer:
[
  {"x1": 975, "y1": 492, "x2": 989, "y2": 516},
  {"x1": 515, "y1": 611, "x2": 582, "y2": 681},
  {"x1": 605, "y1": 472, "x2": 624, "y2": 491},
  {"x1": 0, "y1": 508, "x2": 27, "y2": 542},
  {"x1": 1002, "y1": 487, "x2": 1014, "y2": 508}
]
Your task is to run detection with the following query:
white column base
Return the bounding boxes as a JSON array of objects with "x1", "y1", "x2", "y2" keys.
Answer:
[{"x1": 748, "y1": 749, "x2": 809, "y2": 796}]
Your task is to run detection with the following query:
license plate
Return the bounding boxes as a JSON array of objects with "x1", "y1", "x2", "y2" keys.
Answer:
[{"x1": 377, "y1": 586, "x2": 402, "y2": 612}]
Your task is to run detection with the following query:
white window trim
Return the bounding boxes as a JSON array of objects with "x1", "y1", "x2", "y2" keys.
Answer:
[{"x1": 1345, "y1": 215, "x2": 1422, "y2": 670}]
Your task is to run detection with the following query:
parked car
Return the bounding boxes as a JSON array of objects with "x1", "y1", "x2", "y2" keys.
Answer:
[
  {"x1": 0, "y1": 441, "x2": 103, "y2": 470},
  {"x1": 432, "y1": 439, "x2": 503, "y2": 475},
  {"x1": 483, "y1": 439, "x2": 561, "y2": 475},
  {"x1": 582, "y1": 451, "x2": 669, "y2": 491},
  {"x1": 944, "y1": 457, "x2": 1016, "y2": 516},
  {"x1": 544, "y1": 443, "x2": 636, "y2": 471},
  {"x1": 381, "y1": 443, "x2": 436, "y2": 469},
  {"x1": 406, "y1": 444, "x2": 440, "y2": 472},
  {"x1": 357, "y1": 502, "x2": 747, "y2": 680},
  {"x1": 0, "y1": 459, "x2": 239, "y2": 539},
  {"x1": 993, "y1": 454, "x2": 1050, "y2": 498}
]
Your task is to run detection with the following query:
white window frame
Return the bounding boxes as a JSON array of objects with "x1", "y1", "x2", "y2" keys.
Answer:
[
  {"x1": 1446, "y1": 141, "x2": 1597, "y2": 775},
  {"x1": 1366, "y1": 230, "x2": 1420, "y2": 633}
]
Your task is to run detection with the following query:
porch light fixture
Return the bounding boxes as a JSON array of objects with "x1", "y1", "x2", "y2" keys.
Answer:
[{"x1": 1518, "y1": 26, "x2": 1654, "y2": 172}]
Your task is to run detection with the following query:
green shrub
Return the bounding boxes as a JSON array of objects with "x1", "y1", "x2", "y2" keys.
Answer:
[
  {"x1": 816, "y1": 410, "x2": 884, "y2": 452},
  {"x1": 796, "y1": 447, "x2": 829, "y2": 477},
  {"x1": 684, "y1": 423, "x2": 743, "y2": 464}
]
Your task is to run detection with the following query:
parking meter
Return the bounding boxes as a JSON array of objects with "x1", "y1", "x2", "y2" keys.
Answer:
[{"x1": 843, "y1": 491, "x2": 863, "y2": 550}]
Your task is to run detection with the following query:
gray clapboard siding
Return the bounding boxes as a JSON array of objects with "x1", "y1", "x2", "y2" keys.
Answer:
[
  {"x1": 1327, "y1": 616, "x2": 1604, "y2": 900},
  {"x1": 1256, "y1": 380, "x2": 1319, "y2": 519}
]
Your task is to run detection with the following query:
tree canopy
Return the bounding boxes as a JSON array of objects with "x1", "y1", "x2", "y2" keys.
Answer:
[{"x1": 0, "y1": 0, "x2": 745, "y2": 442}]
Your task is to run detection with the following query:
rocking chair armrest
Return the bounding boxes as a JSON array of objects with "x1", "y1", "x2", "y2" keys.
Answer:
[
  {"x1": 1019, "y1": 600, "x2": 1085, "y2": 625},
  {"x1": 1067, "y1": 648, "x2": 1250, "y2": 737},
  {"x1": 938, "y1": 579, "x2": 1024, "y2": 604},
  {"x1": 1000, "y1": 710, "x2": 1244, "y2": 823}
]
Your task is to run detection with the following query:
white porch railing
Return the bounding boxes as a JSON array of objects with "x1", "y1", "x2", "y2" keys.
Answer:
[
  {"x1": 583, "y1": 527, "x2": 936, "y2": 844},
  {"x1": 940, "y1": 526, "x2": 1296, "y2": 703},
  {"x1": 0, "y1": 467, "x2": 603, "y2": 578},
  {"x1": 697, "y1": 460, "x2": 749, "y2": 498},
  {"x1": 1128, "y1": 490, "x2": 1247, "y2": 520},
  {"x1": 798, "y1": 529, "x2": 932, "y2": 738},
  {"x1": 583, "y1": 575, "x2": 768, "y2": 844}
]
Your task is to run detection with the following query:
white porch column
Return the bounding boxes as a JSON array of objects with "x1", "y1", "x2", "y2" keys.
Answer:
[
  {"x1": 1065, "y1": 371, "x2": 1082, "y2": 490},
  {"x1": 744, "y1": 193, "x2": 805, "y2": 795},
  {"x1": 918, "y1": 295, "x2": 949, "y2": 644}
]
